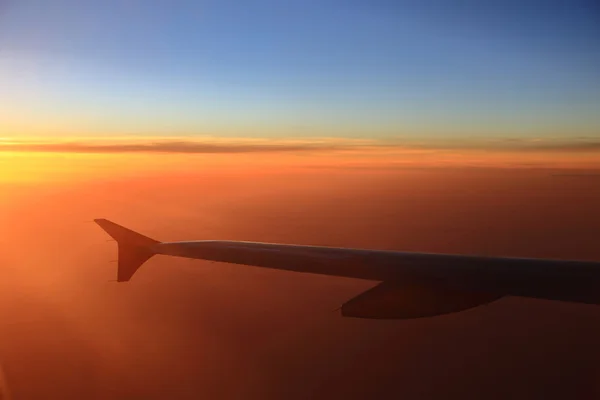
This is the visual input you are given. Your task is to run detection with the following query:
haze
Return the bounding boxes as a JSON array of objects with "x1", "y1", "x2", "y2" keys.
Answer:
[
  {"x1": 0, "y1": 152, "x2": 599, "y2": 398},
  {"x1": 1, "y1": 0, "x2": 600, "y2": 398}
]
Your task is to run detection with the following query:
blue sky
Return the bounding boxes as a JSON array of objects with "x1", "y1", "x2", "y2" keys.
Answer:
[{"x1": 0, "y1": 0, "x2": 599, "y2": 140}]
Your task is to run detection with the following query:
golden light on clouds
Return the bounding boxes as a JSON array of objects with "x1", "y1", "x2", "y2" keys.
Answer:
[{"x1": 0, "y1": 136, "x2": 598, "y2": 185}]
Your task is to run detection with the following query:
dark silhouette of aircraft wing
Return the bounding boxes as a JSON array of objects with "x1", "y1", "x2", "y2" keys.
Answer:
[{"x1": 95, "y1": 219, "x2": 600, "y2": 319}]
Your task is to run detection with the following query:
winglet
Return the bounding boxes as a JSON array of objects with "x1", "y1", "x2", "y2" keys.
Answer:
[{"x1": 94, "y1": 219, "x2": 161, "y2": 282}]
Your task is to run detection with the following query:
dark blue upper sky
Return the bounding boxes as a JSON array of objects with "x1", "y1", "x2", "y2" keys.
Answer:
[{"x1": 0, "y1": 0, "x2": 598, "y2": 139}]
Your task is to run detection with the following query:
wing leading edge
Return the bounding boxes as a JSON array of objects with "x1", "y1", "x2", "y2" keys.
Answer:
[{"x1": 95, "y1": 219, "x2": 600, "y2": 319}]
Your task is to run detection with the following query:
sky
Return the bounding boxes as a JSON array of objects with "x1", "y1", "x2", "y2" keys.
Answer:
[
  {"x1": 0, "y1": 0, "x2": 599, "y2": 141},
  {"x1": 1, "y1": 2, "x2": 600, "y2": 398}
]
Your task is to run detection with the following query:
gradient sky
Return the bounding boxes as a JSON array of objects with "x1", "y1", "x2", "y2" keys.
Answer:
[
  {"x1": 0, "y1": 0, "x2": 599, "y2": 140},
  {"x1": 2, "y1": 3, "x2": 600, "y2": 398}
]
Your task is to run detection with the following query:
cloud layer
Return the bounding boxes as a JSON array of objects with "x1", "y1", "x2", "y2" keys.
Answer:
[
  {"x1": 1, "y1": 136, "x2": 599, "y2": 154},
  {"x1": 0, "y1": 138, "x2": 344, "y2": 154},
  {"x1": 2, "y1": 166, "x2": 600, "y2": 399}
]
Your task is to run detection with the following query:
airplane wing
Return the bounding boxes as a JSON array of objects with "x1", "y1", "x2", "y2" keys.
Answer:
[{"x1": 94, "y1": 219, "x2": 600, "y2": 319}]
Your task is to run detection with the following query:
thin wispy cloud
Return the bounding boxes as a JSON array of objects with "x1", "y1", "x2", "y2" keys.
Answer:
[
  {"x1": 0, "y1": 137, "x2": 363, "y2": 154},
  {"x1": 0, "y1": 136, "x2": 599, "y2": 154},
  {"x1": 0, "y1": 141, "x2": 333, "y2": 154}
]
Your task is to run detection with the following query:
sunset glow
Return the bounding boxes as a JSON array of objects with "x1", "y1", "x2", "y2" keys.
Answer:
[{"x1": 1, "y1": 1, "x2": 599, "y2": 398}]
